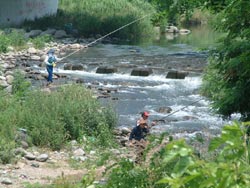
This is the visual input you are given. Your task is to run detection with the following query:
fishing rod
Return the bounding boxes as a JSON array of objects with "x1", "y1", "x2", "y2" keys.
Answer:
[
  {"x1": 161, "y1": 98, "x2": 204, "y2": 120},
  {"x1": 59, "y1": 14, "x2": 152, "y2": 62}
]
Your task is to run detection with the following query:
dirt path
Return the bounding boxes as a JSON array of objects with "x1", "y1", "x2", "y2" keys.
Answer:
[{"x1": 1, "y1": 159, "x2": 88, "y2": 188}]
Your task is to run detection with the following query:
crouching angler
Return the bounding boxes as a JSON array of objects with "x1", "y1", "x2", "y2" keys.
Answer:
[{"x1": 129, "y1": 111, "x2": 156, "y2": 144}]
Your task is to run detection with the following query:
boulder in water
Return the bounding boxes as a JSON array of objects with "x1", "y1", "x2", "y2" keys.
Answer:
[
  {"x1": 131, "y1": 68, "x2": 153, "y2": 76},
  {"x1": 166, "y1": 70, "x2": 188, "y2": 79},
  {"x1": 96, "y1": 66, "x2": 118, "y2": 74}
]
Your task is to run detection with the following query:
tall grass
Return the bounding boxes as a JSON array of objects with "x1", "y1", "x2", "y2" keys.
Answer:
[
  {"x1": 0, "y1": 29, "x2": 53, "y2": 53},
  {"x1": 23, "y1": 0, "x2": 156, "y2": 41},
  {"x1": 0, "y1": 30, "x2": 26, "y2": 52},
  {"x1": 0, "y1": 77, "x2": 117, "y2": 163}
]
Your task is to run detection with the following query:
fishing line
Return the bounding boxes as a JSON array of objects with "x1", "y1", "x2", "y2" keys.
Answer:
[
  {"x1": 59, "y1": 14, "x2": 152, "y2": 62},
  {"x1": 162, "y1": 98, "x2": 204, "y2": 120}
]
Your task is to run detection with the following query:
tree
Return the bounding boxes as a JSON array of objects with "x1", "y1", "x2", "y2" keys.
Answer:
[
  {"x1": 147, "y1": 0, "x2": 203, "y2": 26},
  {"x1": 201, "y1": 0, "x2": 250, "y2": 120}
]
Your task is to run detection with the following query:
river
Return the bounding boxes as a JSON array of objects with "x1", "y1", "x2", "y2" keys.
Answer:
[{"x1": 44, "y1": 25, "x2": 237, "y2": 138}]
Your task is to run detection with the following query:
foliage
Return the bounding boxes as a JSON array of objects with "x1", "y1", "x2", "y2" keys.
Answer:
[
  {"x1": 12, "y1": 70, "x2": 31, "y2": 98},
  {"x1": 0, "y1": 29, "x2": 53, "y2": 53},
  {"x1": 158, "y1": 121, "x2": 250, "y2": 188},
  {"x1": 23, "y1": 85, "x2": 116, "y2": 150},
  {"x1": 23, "y1": 0, "x2": 156, "y2": 42},
  {"x1": 0, "y1": 84, "x2": 117, "y2": 153},
  {"x1": 29, "y1": 34, "x2": 53, "y2": 49},
  {"x1": 203, "y1": 0, "x2": 232, "y2": 12},
  {"x1": 0, "y1": 139, "x2": 15, "y2": 164},
  {"x1": 0, "y1": 29, "x2": 26, "y2": 52},
  {"x1": 147, "y1": 0, "x2": 204, "y2": 26},
  {"x1": 103, "y1": 158, "x2": 151, "y2": 188},
  {"x1": 201, "y1": 0, "x2": 250, "y2": 119},
  {"x1": 100, "y1": 122, "x2": 250, "y2": 188},
  {"x1": 0, "y1": 90, "x2": 17, "y2": 163}
]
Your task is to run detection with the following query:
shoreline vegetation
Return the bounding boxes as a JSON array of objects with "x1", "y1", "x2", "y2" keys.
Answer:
[{"x1": 1, "y1": 0, "x2": 250, "y2": 187}]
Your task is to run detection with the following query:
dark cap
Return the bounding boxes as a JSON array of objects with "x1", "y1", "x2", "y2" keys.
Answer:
[{"x1": 47, "y1": 49, "x2": 55, "y2": 54}]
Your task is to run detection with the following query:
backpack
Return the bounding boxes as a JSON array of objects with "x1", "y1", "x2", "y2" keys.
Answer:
[{"x1": 48, "y1": 56, "x2": 56, "y2": 64}]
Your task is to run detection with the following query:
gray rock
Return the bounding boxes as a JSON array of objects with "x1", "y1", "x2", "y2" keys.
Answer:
[
  {"x1": 0, "y1": 80, "x2": 8, "y2": 88},
  {"x1": 64, "y1": 63, "x2": 72, "y2": 70},
  {"x1": 166, "y1": 70, "x2": 188, "y2": 79},
  {"x1": 121, "y1": 127, "x2": 131, "y2": 135},
  {"x1": 25, "y1": 30, "x2": 42, "y2": 38},
  {"x1": 14, "y1": 147, "x2": 27, "y2": 156},
  {"x1": 24, "y1": 152, "x2": 36, "y2": 160},
  {"x1": 157, "y1": 107, "x2": 172, "y2": 114},
  {"x1": 53, "y1": 30, "x2": 67, "y2": 39},
  {"x1": 72, "y1": 63, "x2": 84, "y2": 70},
  {"x1": 73, "y1": 148, "x2": 85, "y2": 156},
  {"x1": 1, "y1": 178, "x2": 12, "y2": 185},
  {"x1": 36, "y1": 154, "x2": 49, "y2": 162},
  {"x1": 96, "y1": 66, "x2": 118, "y2": 74},
  {"x1": 131, "y1": 68, "x2": 153, "y2": 76},
  {"x1": 40, "y1": 28, "x2": 57, "y2": 36},
  {"x1": 31, "y1": 163, "x2": 40, "y2": 168}
]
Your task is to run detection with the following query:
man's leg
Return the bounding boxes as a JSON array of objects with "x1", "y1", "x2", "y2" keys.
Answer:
[{"x1": 46, "y1": 66, "x2": 53, "y2": 83}]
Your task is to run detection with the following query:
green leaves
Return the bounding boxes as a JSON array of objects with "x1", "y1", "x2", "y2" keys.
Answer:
[
  {"x1": 157, "y1": 122, "x2": 250, "y2": 188},
  {"x1": 201, "y1": 0, "x2": 250, "y2": 119}
]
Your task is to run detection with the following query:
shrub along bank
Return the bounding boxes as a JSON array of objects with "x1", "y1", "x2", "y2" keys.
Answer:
[
  {"x1": 0, "y1": 29, "x2": 53, "y2": 53},
  {"x1": 0, "y1": 71, "x2": 117, "y2": 163}
]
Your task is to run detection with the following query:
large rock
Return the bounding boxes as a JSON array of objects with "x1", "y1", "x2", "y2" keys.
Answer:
[
  {"x1": 72, "y1": 63, "x2": 85, "y2": 71},
  {"x1": 165, "y1": 26, "x2": 179, "y2": 33},
  {"x1": 36, "y1": 154, "x2": 49, "y2": 162},
  {"x1": 64, "y1": 63, "x2": 73, "y2": 70},
  {"x1": 25, "y1": 30, "x2": 42, "y2": 38},
  {"x1": 131, "y1": 68, "x2": 153, "y2": 76},
  {"x1": 53, "y1": 30, "x2": 67, "y2": 39},
  {"x1": 166, "y1": 70, "x2": 188, "y2": 79},
  {"x1": 96, "y1": 66, "x2": 118, "y2": 74},
  {"x1": 157, "y1": 107, "x2": 172, "y2": 114},
  {"x1": 40, "y1": 28, "x2": 57, "y2": 36}
]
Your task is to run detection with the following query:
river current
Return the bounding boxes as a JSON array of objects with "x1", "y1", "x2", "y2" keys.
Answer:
[{"x1": 40, "y1": 26, "x2": 238, "y2": 138}]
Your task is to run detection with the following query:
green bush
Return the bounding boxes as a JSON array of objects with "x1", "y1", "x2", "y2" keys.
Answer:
[
  {"x1": 0, "y1": 29, "x2": 52, "y2": 53},
  {"x1": 0, "y1": 30, "x2": 27, "y2": 53},
  {"x1": 12, "y1": 70, "x2": 31, "y2": 98},
  {"x1": 100, "y1": 122, "x2": 250, "y2": 188},
  {"x1": 0, "y1": 139, "x2": 15, "y2": 164},
  {"x1": 0, "y1": 84, "x2": 117, "y2": 153},
  {"x1": 104, "y1": 158, "x2": 151, "y2": 188},
  {"x1": 30, "y1": 34, "x2": 53, "y2": 49},
  {"x1": 201, "y1": 0, "x2": 250, "y2": 120},
  {"x1": 0, "y1": 34, "x2": 9, "y2": 53},
  {"x1": 16, "y1": 85, "x2": 116, "y2": 150}
]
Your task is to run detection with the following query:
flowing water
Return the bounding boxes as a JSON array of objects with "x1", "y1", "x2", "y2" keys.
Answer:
[{"x1": 43, "y1": 25, "x2": 236, "y2": 137}]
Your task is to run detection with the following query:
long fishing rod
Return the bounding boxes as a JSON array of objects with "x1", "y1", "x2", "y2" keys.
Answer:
[
  {"x1": 161, "y1": 98, "x2": 204, "y2": 120},
  {"x1": 59, "y1": 14, "x2": 151, "y2": 62}
]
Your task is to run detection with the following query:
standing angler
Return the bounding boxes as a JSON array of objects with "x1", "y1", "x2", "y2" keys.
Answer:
[{"x1": 44, "y1": 49, "x2": 59, "y2": 86}]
